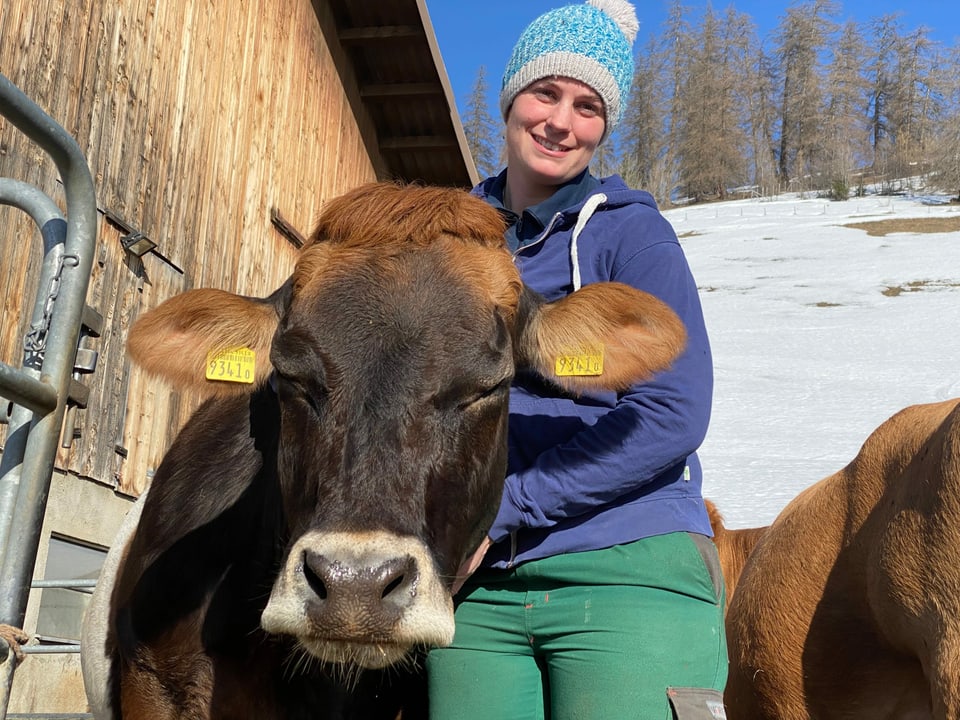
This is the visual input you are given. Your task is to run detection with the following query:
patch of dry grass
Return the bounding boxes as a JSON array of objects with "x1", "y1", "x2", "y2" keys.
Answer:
[
  {"x1": 882, "y1": 279, "x2": 960, "y2": 296},
  {"x1": 844, "y1": 216, "x2": 960, "y2": 237}
]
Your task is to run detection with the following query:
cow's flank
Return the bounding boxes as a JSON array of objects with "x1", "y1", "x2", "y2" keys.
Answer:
[
  {"x1": 724, "y1": 398, "x2": 960, "y2": 720},
  {"x1": 83, "y1": 182, "x2": 688, "y2": 720}
]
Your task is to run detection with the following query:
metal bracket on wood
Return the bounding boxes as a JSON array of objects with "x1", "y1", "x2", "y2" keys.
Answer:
[{"x1": 61, "y1": 304, "x2": 103, "y2": 448}]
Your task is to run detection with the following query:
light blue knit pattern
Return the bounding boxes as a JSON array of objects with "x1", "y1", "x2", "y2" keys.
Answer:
[{"x1": 500, "y1": 3, "x2": 634, "y2": 133}]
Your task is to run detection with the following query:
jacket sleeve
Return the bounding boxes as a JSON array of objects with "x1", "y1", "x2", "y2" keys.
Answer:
[{"x1": 486, "y1": 215, "x2": 713, "y2": 542}]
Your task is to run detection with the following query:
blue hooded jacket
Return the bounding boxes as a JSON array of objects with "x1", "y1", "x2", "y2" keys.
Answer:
[{"x1": 474, "y1": 171, "x2": 715, "y2": 569}]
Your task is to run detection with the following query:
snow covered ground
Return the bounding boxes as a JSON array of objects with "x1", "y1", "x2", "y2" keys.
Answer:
[{"x1": 667, "y1": 191, "x2": 960, "y2": 528}]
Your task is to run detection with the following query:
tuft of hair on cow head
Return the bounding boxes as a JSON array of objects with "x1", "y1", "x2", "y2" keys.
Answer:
[
  {"x1": 516, "y1": 281, "x2": 687, "y2": 394},
  {"x1": 303, "y1": 181, "x2": 507, "y2": 252}
]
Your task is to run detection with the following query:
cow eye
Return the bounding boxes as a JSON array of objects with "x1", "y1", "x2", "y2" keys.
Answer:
[
  {"x1": 276, "y1": 373, "x2": 326, "y2": 416},
  {"x1": 460, "y1": 377, "x2": 511, "y2": 409}
]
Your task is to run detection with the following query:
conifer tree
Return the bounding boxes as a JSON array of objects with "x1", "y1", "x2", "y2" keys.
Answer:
[
  {"x1": 674, "y1": 6, "x2": 753, "y2": 201},
  {"x1": 820, "y1": 20, "x2": 870, "y2": 195},
  {"x1": 773, "y1": 0, "x2": 836, "y2": 192},
  {"x1": 929, "y1": 44, "x2": 960, "y2": 199},
  {"x1": 462, "y1": 66, "x2": 501, "y2": 179}
]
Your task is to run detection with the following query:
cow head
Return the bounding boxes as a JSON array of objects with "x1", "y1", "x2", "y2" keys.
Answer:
[{"x1": 127, "y1": 182, "x2": 686, "y2": 669}]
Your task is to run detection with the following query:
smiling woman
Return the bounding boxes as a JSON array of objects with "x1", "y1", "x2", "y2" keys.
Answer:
[{"x1": 503, "y1": 77, "x2": 606, "y2": 210}]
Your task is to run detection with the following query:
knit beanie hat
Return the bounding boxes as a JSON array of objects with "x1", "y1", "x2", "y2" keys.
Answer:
[{"x1": 499, "y1": 0, "x2": 639, "y2": 141}]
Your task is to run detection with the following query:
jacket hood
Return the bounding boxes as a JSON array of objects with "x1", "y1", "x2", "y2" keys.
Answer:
[{"x1": 474, "y1": 173, "x2": 662, "y2": 292}]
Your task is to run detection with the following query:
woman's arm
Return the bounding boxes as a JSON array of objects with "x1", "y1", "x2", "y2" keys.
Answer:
[{"x1": 487, "y1": 237, "x2": 713, "y2": 541}]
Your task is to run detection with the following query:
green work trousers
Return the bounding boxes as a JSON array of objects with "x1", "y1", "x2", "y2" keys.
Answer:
[{"x1": 426, "y1": 532, "x2": 728, "y2": 720}]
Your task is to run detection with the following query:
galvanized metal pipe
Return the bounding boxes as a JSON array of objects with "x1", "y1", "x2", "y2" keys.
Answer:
[
  {"x1": 6, "y1": 715, "x2": 93, "y2": 719},
  {"x1": 0, "y1": 368, "x2": 57, "y2": 417},
  {"x1": 0, "y1": 72, "x2": 97, "y2": 720},
  {"x1": 0, "y1": 649, "x2": 14, "y2": 718},
  {"x1": 20, "y1": 646, "x2": 80, "y2": 655},
  {"x1": 0, "y1": 181, "x2": 67, "y2": 560},
  {"x1": 28, "y1": 580, "x2": 97, "y2": 590}
]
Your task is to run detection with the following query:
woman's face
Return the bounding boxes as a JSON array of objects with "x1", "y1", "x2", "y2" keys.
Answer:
[{"x1": 505, "y1": 77, "x2": 606, "y2": 196}]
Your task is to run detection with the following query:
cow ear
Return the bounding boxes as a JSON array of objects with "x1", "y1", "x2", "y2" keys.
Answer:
[
  {"x1": 127, "y1": 281, "x2": 289, "y2": 394},
  {"x1": 518, "y1": 282, "x2": 687, "y2": 393}
]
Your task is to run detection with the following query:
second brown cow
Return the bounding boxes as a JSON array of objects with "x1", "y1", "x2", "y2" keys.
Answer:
[{"x1": 722, "y1": 398, "x2": 960, "y2": 720}]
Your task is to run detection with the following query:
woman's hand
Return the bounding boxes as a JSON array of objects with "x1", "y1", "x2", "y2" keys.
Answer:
[{"x1": 453, "y1": 536, "x2": 493, "y2": 594}]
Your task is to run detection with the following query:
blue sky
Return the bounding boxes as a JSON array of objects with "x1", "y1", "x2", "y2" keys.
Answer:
[{"x1": 427, "y1": 0, "x2": 960, "y2": 121}]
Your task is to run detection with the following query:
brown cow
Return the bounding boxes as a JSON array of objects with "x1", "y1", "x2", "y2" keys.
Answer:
[
  {"x1": 81, "y1": 182, "x2": 687, "y2": 719},
  {"x1": 704, "y1": 500, "x2": 767, "y2": 606},
  {"x1": 724, "y1": 398, "x2": 960, "y2": 720}
]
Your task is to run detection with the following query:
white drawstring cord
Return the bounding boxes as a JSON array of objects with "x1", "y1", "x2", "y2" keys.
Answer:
[{"x1": 570, "y1": 193, "x2": 607, "y2": 291}]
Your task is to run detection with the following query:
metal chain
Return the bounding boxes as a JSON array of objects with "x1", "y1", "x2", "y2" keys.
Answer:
[{"x1": 23, "y1": 253, "x2": 80, "y2": 355}]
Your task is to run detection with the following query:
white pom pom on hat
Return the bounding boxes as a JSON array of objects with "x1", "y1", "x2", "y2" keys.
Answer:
[{"x1": 588, "y1": 0, "x2": 639, "y2": 44}]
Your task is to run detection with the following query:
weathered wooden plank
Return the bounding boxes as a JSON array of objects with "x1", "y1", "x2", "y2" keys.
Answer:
[{"x1": 1, "y1": 0, "x2": 380, "y2": 495}]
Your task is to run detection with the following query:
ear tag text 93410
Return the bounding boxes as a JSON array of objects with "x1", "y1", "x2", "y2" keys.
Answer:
[
  {"x1": 555, "y1": 347, "x2": 604, "y2": 377},
  {"x1": 205, "y1": 347, "x2": 256, "y2": 384}
]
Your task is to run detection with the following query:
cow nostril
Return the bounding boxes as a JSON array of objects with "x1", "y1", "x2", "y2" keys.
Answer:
[
  {"x1": 381, "y1": 574, "x2": 404, "y2": 599},
  {"x1": 377, "y1": 556, "x2": 417, "y2": 603},
  {"x1": 302, "y1": 551, "x2": 328, "y2": 600}
]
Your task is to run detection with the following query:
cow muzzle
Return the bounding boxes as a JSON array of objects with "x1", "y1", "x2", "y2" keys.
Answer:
[{"x1": 261, "y1": 530, "x2": 454, "y2": 669}]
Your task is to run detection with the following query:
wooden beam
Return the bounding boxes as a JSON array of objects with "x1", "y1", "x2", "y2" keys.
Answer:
[
  {"x1": 339, "y1": 26, "x2": 423, "y2": 43},
  {"x1": 380, "y1": 135, "x2": 459, "y2": 151},
  {"x1": 361, "y1": 82, "x2": 443, "y2": 99}
]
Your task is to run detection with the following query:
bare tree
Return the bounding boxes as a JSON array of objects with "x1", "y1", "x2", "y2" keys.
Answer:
[
  {"x1": 620, "y1": 33, "x2": 670, "y2": 199},
  {"x1": 462, "y1": 66, "x2": 502, "y2": 179},
  {"x1": 619, "y1": 0, "x2": 693, "y2": 205},
  {"x1": 738, "y1": 45, "x2": 780, "y2": 197},
  {"x1": 615, "y1": 0, "x2": 958, "y2": 206},
  {"x1": 820, "y1": 19, "x2": 871, "y2": 196},
  {"x1": 772, "y1": 0, "x2": 837, "y2": 192},
  {"x1": 865, "y1": 14, "x2": 901, "y2": 184},
  {"x1": 888, "y1": 26, "x2": 938, "y2": 185},
  {"x1": 674, "y1": 5, "x2": 754, "y2": 201},
  {"x1": 591, "y1": 137, "x2": 619, "y2": 177},
  {"x1": 675, "y1": 4, "x2": 721, "y2": 201},
  {"x1": 718, "y1": 7, "x2": 762, "y2": 194},
  {"x1": 928, "y1": 44, "x2": 960, "y2": 199}
]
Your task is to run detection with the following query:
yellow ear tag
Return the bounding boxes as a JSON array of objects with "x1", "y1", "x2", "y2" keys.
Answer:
[
  {"x1": 205, "y1": 346, "x2": 256, "y2": 384},
  {"x1": 555, "y1": 348, "x2": 604, "y2": 377}
]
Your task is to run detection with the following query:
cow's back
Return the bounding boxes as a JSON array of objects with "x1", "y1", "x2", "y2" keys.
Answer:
[{"x1": 725, "y1": 398, "x2": 960, "y2": 720}]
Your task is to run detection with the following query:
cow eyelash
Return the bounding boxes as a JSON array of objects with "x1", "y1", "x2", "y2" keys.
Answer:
[
  {"x1": 461, "y1": 378, "x2": 511, "y2": 408},
  {"x1": 276, "y1": 374, "x2": 326, "y2": 416}
]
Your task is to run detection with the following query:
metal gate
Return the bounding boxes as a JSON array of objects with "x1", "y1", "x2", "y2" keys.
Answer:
[{"x1": 0, "y1": 72, "x2": 98, "y2": 719}]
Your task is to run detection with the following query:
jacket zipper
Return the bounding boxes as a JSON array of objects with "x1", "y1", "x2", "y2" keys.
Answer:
[{"x1": 513, "y1": 211, "x2": 564, "y2": 257}]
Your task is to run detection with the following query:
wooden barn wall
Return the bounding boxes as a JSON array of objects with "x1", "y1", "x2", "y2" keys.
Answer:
[{"x1": 0, "y1": 0, "x2": 382, "y2": 496}]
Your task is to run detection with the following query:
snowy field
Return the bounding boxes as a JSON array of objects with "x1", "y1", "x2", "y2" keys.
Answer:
[{"x1": 666, "y1": 191, "x2": 960, "y2": 528}]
